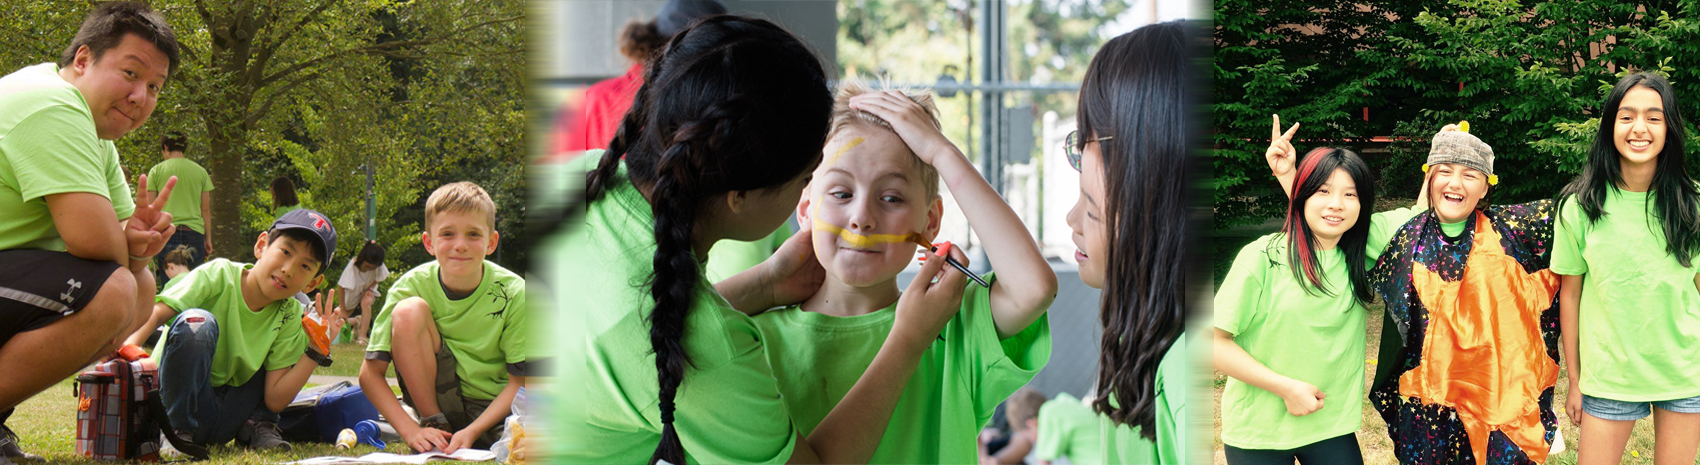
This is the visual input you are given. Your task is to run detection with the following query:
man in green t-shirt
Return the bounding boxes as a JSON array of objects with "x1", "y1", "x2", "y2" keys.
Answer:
[
  {"x1": 147, "y1": 131, "x2": 213, "y2": 272},
  {"x1": 121, "y1": 208, "x2": 340, "y2": 451},
  {"x1": 0, "y1": 4, "x2": 182, "y2": 461},
  {"x1": 361, "y1": 182, "x2": 527, "y2": 453}
]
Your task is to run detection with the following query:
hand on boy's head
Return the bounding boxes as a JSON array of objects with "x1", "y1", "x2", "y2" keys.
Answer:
[
  {"x1": 126, "y1": 174, "x2": 178, "y2": 259},
  {"x1": 848, "y1": 91, "x2": 956, "y2": 165}
]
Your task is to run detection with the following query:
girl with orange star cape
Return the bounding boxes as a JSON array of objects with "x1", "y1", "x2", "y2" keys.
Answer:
[{"x1": 1365, "y1": 129, "x2": 1563, "y2": 465}]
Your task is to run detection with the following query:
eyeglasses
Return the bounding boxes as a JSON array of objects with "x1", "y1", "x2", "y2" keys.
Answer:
[{"x1": 1064, "y1": 130, "x2": 1113, "y2": 171}]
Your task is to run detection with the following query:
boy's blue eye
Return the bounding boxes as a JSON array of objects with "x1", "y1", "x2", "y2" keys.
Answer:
[{"x1": 830, "y1": 192, "x2": 851, "y2": 200}]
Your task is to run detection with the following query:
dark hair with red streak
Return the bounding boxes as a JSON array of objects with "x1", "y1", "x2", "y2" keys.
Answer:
[{"x1": 1281, "y1": 147, "x2": 1376, "y2": 303}]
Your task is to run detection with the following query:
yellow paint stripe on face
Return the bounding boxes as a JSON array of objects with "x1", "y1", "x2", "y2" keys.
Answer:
[
  {"x1": 826, "y1": 136, "x2": 865, "y2": 167},
  {"x1": 812, "y1": 217, "x2": 921, "y2": 248}
]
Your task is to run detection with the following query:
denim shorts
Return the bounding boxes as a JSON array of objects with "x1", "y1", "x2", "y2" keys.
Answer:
[{"x1": 1581, "y1": 394, "x2": 1700, "y2": 421}]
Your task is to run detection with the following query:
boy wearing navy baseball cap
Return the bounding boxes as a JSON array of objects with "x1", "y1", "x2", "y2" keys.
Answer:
[{"x1": 121, "y1": 208, "x2": 340, "y2": 451}]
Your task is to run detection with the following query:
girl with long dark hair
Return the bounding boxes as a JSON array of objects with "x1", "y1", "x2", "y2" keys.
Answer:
[
  {"x1": 544, "y1": 16, "x2": 970, "y2": 464},
  {"x1": 1555, "y1": 72, "x2": 1700, "y2": 465},
  {"x1": 1061, "y1": 21, "x2": 1196, "y2": 463},
  {"x1": 1215, "y1": 147, "x2": 1398, "y2": 464}
]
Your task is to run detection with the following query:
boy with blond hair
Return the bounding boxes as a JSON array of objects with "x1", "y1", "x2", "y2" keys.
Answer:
[
  {"x1": 753, "y1": 78, "x2": 1056, "y2": 463},
  {"x1": 361, "y1": 181, "x2": 526, "y2": 453}
]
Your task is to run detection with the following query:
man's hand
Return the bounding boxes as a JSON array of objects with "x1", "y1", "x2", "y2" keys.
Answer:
[{"x1": 126, "y1": 174, "x2": 178, "y2": 261}]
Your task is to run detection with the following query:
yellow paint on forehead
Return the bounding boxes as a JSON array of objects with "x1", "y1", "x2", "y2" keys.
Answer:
[{"x1": 826, "y1": 136, "x2": 865, "y2": 167}]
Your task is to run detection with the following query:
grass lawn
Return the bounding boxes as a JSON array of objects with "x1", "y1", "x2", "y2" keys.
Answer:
[
  {"x1": 1211, "y1": 301, "x2": 1674, "y2": 464},
  {"x1": 11, "y1": 341, "x2": 413, "y2": 464}
]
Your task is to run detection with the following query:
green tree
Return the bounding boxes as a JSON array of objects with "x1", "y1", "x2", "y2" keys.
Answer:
[
  {"x1": 0, "y1": 1, "x2": 525, "y2": 281},
  {"x1": 1215, "y1": 0, "x2": 1700, "y2": 228}
]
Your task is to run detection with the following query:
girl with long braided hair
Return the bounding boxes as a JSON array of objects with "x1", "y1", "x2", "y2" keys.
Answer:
[{"x1": 543, "y1": 16, "x2": 970, "y2": 464}]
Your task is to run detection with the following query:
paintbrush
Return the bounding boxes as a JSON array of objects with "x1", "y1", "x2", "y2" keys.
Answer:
[{"x1": 909, "y1": 236, "x2": 990, "y2": 288}]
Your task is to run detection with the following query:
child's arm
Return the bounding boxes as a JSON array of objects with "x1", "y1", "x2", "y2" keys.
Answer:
[
  {"x1": 444, "y1": 376, "x2": 522, "y2": 453},
  {"x1": 263, "y1": 353, "x2": 317, "y2": 413},
  {"x1": 122, "y1": 302, "x2": 177, "y2": 349},
  {"x1": 1264, "y1": 117, "x2": 1434, "y2": 209},
  {"x1": 1560, "y1": 274, "x2": 1583, "y2": 426},
  {"x1": 851, "y1": 92, "x2": 1058, "y2": 338},
  {"x1": 361, "y1": 358, "x2": 452, "y2": 452},
  {"x1": 1268, "y1": 115, "x2": 1299, "y2": 194},
  {"x1": 1213, "y1": 328, "x2": 1324, "y2": 416}
]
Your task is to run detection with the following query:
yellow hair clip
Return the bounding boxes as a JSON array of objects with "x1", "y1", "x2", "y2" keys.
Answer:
[
  {"x1": 1488, "y1": 174, "x2": 1498, "y2": 185},
  {"x1": 1458, "y1": 120, "x2": 1470, "y2": 133},
  {"x1": 1421, "y1": 164, "x2": 1430, "y2": 173}
]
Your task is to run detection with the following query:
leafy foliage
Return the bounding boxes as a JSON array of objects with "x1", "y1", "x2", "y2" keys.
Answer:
[
  {"x1": 1215, "y1": 0, "x2": 1700, "y2": 227},
  {"x1": 0, "y1": 0, "x2": 525, "y2": 284}
]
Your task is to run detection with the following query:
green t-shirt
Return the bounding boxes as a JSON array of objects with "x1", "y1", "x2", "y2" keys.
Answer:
[
  {"x1": 1093, "y1": 332, "x2": 1191, "y2": 464},
  {"x1": 1440, "y1": 218, "x2": 1467, "y2": 237},
  {"x1": 1035, "y1": 393, "x2": 1103, "y2": 465},
  {"x1": 1553, "y1": 188, "x2": 1700, "y2": 401},
  {"x1": 153, "y1": 259, "x2": 308, "y2": 387},
  {"x1": 1214, "y1": 233, "x2": 1366, "y2": 449},
  {"x1": 752, "y1": 273, "x2": 1052, "y2": 464},
  {"x1": 0, "y1": 63, "x2": 134, "y2": 252},
  {"x1": 704, "y1": 225, "x2": 792, "y2": 283},
  {"x1": 147, "y1": 157, "x2": 212, "y2": 234},
  {"x1": 549, "y1": 154, "x2": 798, "y2": 464},
  {"x1": 366, "y1": 260, "x2": 527, "y2": 401}
]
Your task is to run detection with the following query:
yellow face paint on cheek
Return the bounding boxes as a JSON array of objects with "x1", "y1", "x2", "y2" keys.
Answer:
[{"x1": 811, "y1": 217, "x2": 922, "y2": 248}]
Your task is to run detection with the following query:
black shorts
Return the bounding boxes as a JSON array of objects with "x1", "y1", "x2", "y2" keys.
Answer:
[{"x1": 0, "y1": 250, "x2": 121, "y2": 347}]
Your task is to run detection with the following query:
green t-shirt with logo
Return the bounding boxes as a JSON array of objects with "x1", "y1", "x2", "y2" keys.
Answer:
[
  {"x1": 153, "y1": 259, "x2": 308, "y2": 387},
  {"x1": 0, "y1": 63, "x2": 134, "y2": 252},
  {"x1": 753, "y1": 273, "x2": 1052, "y2": 464},
  {"x1": 548, "y1": 154, "x2": 799, "y2": 464},
  {"x1": 147, "y1": 157, "x2": 212, "y2": 234},
  {"x1": 366, "y1": 260, "x2": 527, "y2": 401},
  {"x1": 1553, "y1": 188, "x2": 1700, "y2": 401}
]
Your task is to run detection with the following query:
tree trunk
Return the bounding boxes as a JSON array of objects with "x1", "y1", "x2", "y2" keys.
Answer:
[{"x1": 205, "y1": 121, "x2": 247, "y2": 260}]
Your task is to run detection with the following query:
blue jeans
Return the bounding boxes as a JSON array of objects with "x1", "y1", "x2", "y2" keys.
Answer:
[
  {"x1": 157, "y1": 309, "x2": 278, "y2": 445},
  {"x1": 1582, "y1": 393, "x2": 1700, "y2": 421}
]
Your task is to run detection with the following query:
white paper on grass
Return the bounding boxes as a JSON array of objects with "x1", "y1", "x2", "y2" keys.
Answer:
[{"x1": 284, "y1": 449, "x2": 496, "y2": 464}]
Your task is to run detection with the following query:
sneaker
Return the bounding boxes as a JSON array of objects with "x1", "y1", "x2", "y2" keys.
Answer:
[
  {"x1": 236, "y1": 419, "x2": 292, "y2": 451},
  {"x1": 0, "y1": 425, "x2": 40, "y2": 462},
  {"x1": 158, "y1": 431, "x2": 191, "y2": 460}
]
